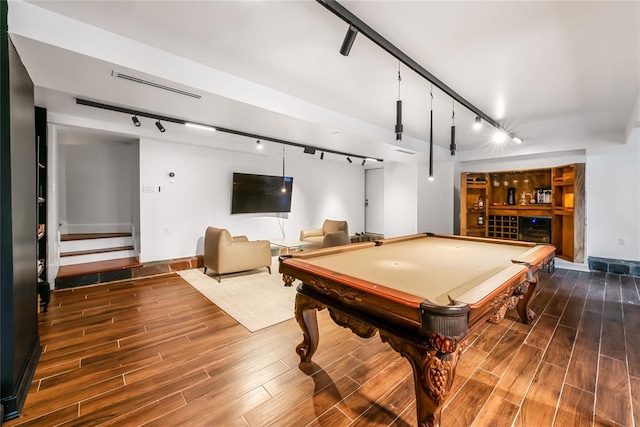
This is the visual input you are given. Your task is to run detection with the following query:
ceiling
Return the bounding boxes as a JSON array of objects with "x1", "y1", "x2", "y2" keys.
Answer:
[{"x1": 8, "y1": 0, "x2": 640, "y2": 164}]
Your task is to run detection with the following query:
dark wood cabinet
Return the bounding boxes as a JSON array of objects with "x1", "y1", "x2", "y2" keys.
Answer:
[
  {"x1": 1, "y1": 24, "x2": 42, "y2": 421},
  {"x1": 460, "y1": 164, "x2": 585, "y2": 262}
]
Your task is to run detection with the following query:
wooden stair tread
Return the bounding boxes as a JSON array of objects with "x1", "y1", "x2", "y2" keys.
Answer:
[
  {"x1": 60, "y1": 246, "x2": 135, "y2": 257},
  {"x1": 61, "y1": 232, "x2": 131, "y2": 241},
  {"x1": 57, "y1": 257, "x2": 142, "y2": 279}
]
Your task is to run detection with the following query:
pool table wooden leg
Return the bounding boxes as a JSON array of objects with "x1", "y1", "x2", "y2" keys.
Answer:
[
  {"x1": 516, "y1": 275, "x2": 538, "y2": 324},
  {"x1": 294, "y1": 292, "x2": 326, "y2": 362},
  {"x1": 380, "y1": 331, "x2": 463, "y2": 427}
]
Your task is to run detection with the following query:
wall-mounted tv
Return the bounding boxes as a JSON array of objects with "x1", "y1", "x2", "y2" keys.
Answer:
[{"x1": 231, "y1": 172, "x2": 293, "y2": 214}]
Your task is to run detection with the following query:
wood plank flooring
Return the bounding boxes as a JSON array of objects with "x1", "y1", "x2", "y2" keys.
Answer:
[{"x1": 6, "y1": 268, "x2": 639, "y2": 426}]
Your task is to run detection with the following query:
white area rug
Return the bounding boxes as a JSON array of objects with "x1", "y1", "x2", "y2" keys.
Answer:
[{"x1": 178, "y1": 257, "x2": 297, "y2": 332}]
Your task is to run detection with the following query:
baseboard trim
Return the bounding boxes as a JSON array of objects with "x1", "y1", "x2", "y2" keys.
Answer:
[{"x1": 1, "y1": 337, "x2": 41, "y2": 421}]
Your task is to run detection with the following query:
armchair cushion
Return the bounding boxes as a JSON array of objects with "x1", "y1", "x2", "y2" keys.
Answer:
[{"x1": 203, "y1": 227, "x2": 272, "y2": 282}]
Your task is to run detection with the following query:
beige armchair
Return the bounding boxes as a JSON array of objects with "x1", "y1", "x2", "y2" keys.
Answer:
[
  {"x1": 203, "y1": 227, "x2": 272, "y2": 282},
  {"x1": 299, "y1": 219, "x2": 349, "y2": 249}
]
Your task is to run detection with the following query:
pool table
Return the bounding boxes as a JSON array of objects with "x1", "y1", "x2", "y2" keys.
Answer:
[{"x1": 279, "y1": 233, "x2": 555, "y2": 427}]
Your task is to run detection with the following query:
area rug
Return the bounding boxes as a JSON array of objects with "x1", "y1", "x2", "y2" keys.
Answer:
[{"x1": 178, "y1": 257, "x2": 297, "y2": 332}]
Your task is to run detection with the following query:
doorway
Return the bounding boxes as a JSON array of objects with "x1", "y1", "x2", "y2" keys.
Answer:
[{"x1": 365, "y1": 168, "x2": 384, "y2": 234}]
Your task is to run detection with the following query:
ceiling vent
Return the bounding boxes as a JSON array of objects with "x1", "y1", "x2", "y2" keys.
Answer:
[{"x1": 111, "y1": 70, "x2": 202, "y2": 99}]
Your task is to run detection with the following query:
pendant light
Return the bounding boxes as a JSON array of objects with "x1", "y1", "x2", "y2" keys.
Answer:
[
  {"x1": 429, "y1": 86, "x2": 434, "y2": 181},
  {"x1": 395, "y1": 61, "x2": 403, "y2": 142},
  {"x1": 281, "y1": 145, "x2": 286, "y2": 193},
  {"x1": 450, "y1": 100, "x2": 456, "y2": 156}
]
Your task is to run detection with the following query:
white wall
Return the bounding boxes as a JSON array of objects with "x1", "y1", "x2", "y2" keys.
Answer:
[
  {"x1": 383, "y1": 162, "x2": 418, "y2": 238},
  {"x1": 138, "y1": 138, "x2": 365, "y2": 262},
  {"x1": 47, "y1": 125, "x2": 60, "y2": 284},
  {"x1": 130, "y1": 140, "x2": 141, "y2": 252},
  {"x1": 418, "y1": 158, "x2": 455, "y2": 234},
  {"x1": 60, "y1": 136, "x2": 136, "y2": 232},
  {"x1": 586, "y1": 127, "x2": 640, "y2": 261}
]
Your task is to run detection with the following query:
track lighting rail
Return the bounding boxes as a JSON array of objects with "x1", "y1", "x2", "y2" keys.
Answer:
[
  {"x1": 75, "y1": 98, "x2": 383, "y2": 162},
  {"x1": 317, "y1": 0, "x2": 522, "y2": 143}
]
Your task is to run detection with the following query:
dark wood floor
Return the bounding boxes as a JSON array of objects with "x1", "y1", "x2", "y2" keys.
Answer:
[{"x1": 6, "y1": 268, "x2": 639, "y2": 426}]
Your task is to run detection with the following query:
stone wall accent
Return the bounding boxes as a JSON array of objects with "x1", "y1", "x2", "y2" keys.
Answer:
[{"x1": 588, "y1": 256, "x2": 640, "y2": 277}]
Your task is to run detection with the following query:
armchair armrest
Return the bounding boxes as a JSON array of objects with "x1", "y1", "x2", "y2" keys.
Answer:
[
  {"x1": 232, "y1": 235, "x2": 249, "y2": 242},
  {"x1": 300, "y1": 228, "x2": 323, "y2": 241}
]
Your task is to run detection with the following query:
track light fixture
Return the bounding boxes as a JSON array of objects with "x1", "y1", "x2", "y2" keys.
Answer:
[
  {"x1": 395, "y1": 62, "x2": 403, "y2": 142},
  {"x1": 303, "y1": 147, "x2": 316, "y2": 155},
  {"x1": 450, "y1": 101, "x2": 456, "y2": 156},
  {"x1": 155, "y1": 120, "x2": 165, "y2": 133},
  {"x1": 340, "y1": 25, "x2": 358, "y2": 56},
  {"x1": 473, "y1": 115, "x2": 482, "y2": 130},
  {"x1": 361, "y1": 159, "x2": 366, "y2": 166},
  {"x1": 428, "y1": 86, "x2": 434, "y2": 181},
  {"x1": 320, "y1": 152, "x2": 325, "y2": 160},
  {"x1": 132, "y1": 115, "x2": 140, "y2": 127},
  {"x1": 347, "y1": 157, "x2": 352, "y2": 163},
  {"x1": 256, "y1": 139, "x2": 263, "y2": 150}
]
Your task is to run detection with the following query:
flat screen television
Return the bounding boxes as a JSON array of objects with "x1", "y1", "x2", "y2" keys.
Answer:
[{"x1": 231, "y1": 172, "x2": 293, "y2": 214}]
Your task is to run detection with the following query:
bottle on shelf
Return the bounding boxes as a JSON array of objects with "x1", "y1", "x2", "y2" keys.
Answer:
[
  {"x1": 477, "y1": 195, "x2": 484, "y2": 209},
  {"x1": 477, "y1": 214, "x2": 484, "y2": 226}
]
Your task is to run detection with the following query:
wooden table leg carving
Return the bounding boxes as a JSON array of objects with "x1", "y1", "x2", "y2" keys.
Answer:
[
  {"x1": 490, "y1": 275, "x2": 539, "y2": 325},
  {"x1": 380, "y1": 331, "x2": 464, "y2": 427},
  {"x1": 282, "y1": 273, "x2": 295, "y2": 287},
  {"x1": 294, "y1": 292, "x2": 326, "y2": 361},
  {"x1": 516, "y1": 276, "x2": 538, "y2": 324}
]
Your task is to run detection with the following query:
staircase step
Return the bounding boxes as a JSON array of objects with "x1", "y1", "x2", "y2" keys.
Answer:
[
  {"x1": 61, "y1": 246, "x2": 135, "y2": 257},
  {"x1": 57, "y1": 257, "x2": 142, "y2": 279},
  {"x1": 61, "y1": 232, "x2": 131, "y2": 241}
]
